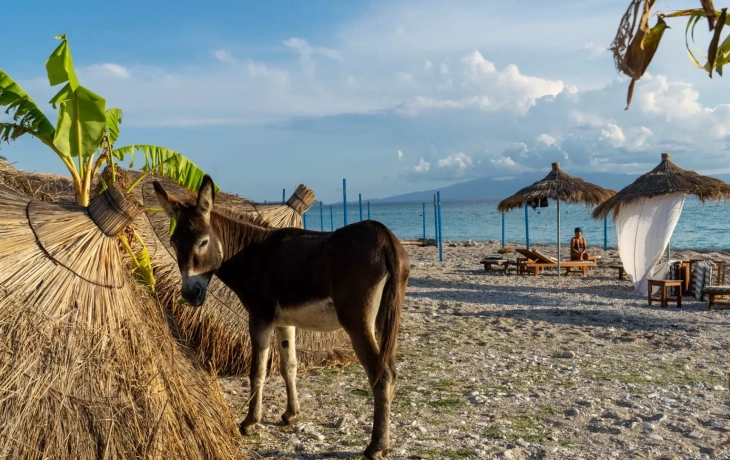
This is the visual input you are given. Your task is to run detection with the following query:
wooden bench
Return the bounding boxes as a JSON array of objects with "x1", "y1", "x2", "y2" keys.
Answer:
[
  {"x1": 607, "y1": 264, "x2": 627, "y2": 280},
  {"x1": 480, "y1": 258, "x2": 509, "y2": 272},
  {"x1": 647, "y1": 279, "x2": 682, "y2": 308},
  {"x1": 701, "y1": 286, "x2": 730, "y2": 310}
]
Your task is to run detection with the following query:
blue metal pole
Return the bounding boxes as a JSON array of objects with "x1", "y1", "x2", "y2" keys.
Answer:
[
  {"x1": 525, "y1": 205, "x2": 530, "y2": 249},
  {"x1": 282, "y1": 189, "x2": 285, "y2": 204},
  {"x1": 303, "y1": 213, "x2": 307, "y2": 229},
  {"x1": 501, "y1": 212, "x2": 505, "y2": 249},
  {"x1": 320, "y1": 201, "x2": 324, "y2": 231},
  {"x1": 422, "y1": 202, "x2": 426, "y2": 239},
  {"x1": 330, "y1": 205, "x2": 334, "y2": 231},
  {"x1": 359, "y1": 193, "x2": 363, "y2": 221},
  {"x1": 437, "y1": 191, "x2": 443, "y2": 261},
  {"x1": 367, "y1": 201, "x2": 371, "y2": 220},
  {"x1": 604, "y1": 216, "x2": 608, "y2": 251},
  {"x1": 433, "y1": 194, "x2": 439, "y2": 248},
  {"x1": 343, "y1": 179, "x2": 347, "y2": 226}
]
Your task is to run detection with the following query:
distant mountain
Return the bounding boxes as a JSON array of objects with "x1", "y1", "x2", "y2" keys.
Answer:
[{"x1": 367, "y1": 171, "x2": 730, "y2": 203}]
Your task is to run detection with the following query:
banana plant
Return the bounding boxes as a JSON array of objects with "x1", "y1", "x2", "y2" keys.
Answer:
[{"x1": 0, "y1": 35, "x2": 216, "y2": 290}]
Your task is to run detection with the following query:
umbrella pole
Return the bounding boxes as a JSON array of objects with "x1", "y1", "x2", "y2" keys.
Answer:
[{"x1": 557, "y1": 199, "x2": 561, "y2": 279}]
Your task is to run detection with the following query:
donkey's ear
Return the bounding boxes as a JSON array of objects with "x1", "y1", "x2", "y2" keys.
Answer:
[
  {"x1": 153, "y1": 181, "x2": 180, "y2": 219},
  {"x1": 196, "y1": 174, "x2": 216, "y2": 217}
]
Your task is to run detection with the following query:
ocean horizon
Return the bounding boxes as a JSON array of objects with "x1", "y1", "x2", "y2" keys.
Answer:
[{"x1": 302, "y1": 196, "x2": 730, "y2": 250}]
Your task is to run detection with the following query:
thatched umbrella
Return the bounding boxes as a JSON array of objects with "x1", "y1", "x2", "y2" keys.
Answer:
[
  {"x1": 593, "y1": 152, "x2": 730, "y2": 263},
  {"x1": 593, "y1": 152, "x2": 730, "y2": 220},
  {"x1": 498, "y1": 162, "x2": 616, "y2": 277},
  {"x1": 0, "y1": 162, "x2": 244, "y2": 459},
  {"x1": 125, "y1": 170, "x2": 356, "y2": 376}
]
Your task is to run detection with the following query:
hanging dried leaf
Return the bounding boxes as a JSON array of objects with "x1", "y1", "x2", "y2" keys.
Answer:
[
  {"x1": 700, "y1": 0, "x2": 718, "y2": 30},
  {"x1": 622, "y1": 9, "x2": 670, "y2": 109},
  {"x1": 610, "y1": 0, "x2": 645, "y2": 76},
  {"x1": 707, "y1": 8, "x2": 728, "y2": 77}
]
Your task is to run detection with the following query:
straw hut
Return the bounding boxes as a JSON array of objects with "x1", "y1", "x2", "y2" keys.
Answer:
[
  {"x1": 592, "y1": 152, "x2": 730, "y2": 295},
  {"x1": 125, "y1": 169, "x2": 355, "y2": 376},
  {"x1": 498, "y1": 162, "x2": 616, "y2": 276},
  {"x1": 0, "y1": 161, "x2": 244, "y2": 459}
]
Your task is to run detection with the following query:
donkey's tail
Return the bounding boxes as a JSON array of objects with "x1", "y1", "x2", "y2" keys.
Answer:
[{"x1": 374, "y1": 234, "x2": 408, "y2": 386}]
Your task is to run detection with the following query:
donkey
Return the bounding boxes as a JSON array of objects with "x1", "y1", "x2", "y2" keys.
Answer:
[{"x1": 153, "y1": 175, "x2": 410, "y2": 459}]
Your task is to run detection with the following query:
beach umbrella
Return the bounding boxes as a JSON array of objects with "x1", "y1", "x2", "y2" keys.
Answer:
[
  {"x1": 126, "y1": 169, "x2": 356, "y2": 376},
  {"x1": 592, "y1": 152, "x2": 730, "y2": 294},
  {"x1": 498, "y1": 162, "x2": 616, "y2": 278},
  {"x1": 0, "y1": 161, "x2": 244, "y2": 459}
]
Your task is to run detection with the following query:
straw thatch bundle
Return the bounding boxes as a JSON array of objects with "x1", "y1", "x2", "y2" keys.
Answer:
[
  {"x1": 126, "y1": 170, "x2": 355, "y2": 376},
  {"x1": 0, "y1": 175, "x2": 244, "y2": 458},
  {"x1": 0, "y1": 159, "x2": 76, "y2": 203},
  {"x1": 497, "y1": 162, "x2": 616, "y2": 212},
  {"x1": 592, "y1": 153, "x2": 730, "y2": 220}
]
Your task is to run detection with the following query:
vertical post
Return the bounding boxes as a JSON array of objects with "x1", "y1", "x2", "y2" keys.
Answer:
[
  {"x1": 557, "y1": 199, "x2": 561, "y2": 279},
  {"x1": 367, "y1": 201, "x2": 371, "y2": 220},
  {"x1": 501, "y1": 212, "x2": 505, "y2": 249},
  {"x1": 320, "y1": 201, "x2": 324, "y2": 231},
  {"x1": 603, "y1": 216, "x2": 608, "y2": 251},
  {"x1": 343, "y1": 179, "x2": 347, "y2": 226},
  {"x1": 359, "y1": 193, "x2": 363, "y2": 222},
  {"x1": 282, "y1": 189, "x2": 285, "y2": 204},
  {"x1": 524, "y1": 205, "x2": 530, "y2": 250},
  {"x1": 330, "y1": 205, "x2": 334, "y2": 231},
  {"x1": 437, "y1": 191, "x2": 443, "y2": 262},
  {"x1": 433, "y1": 194, "x2": 439, "y2": 249},
  {"x1": 303, "y1": 212, "x2": 307, "y2": 229},
  {"x1": 422, "y1": 202, "x2": 426, "y2": 239}
]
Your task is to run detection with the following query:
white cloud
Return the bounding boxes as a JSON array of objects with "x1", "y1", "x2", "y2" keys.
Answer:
[
  {"x1": 599, "y1": 123, "x2": 626, "y2": 147},
  {"x1": 414, "y1": 158, "x2": 431, "y2": 172},
  {"x1": 397, "y1": 149, "x2": 404, "y2": 161},
  {"x1": 537, "y1": 133, "x2": 557, "y2": 147},
  {"x1": 583, "y1": 42, "x2": 605, "y2": 58},
  {"x1": 440, "y1": 63, "x2": 450, "y2": 76},
  {"x1": 437, "y1": 152, "x2": 472, "y2": 171},
  {"x1": 213, "y1": 49, "x2": 234, "y2": 64},
  {"x1": 81, "y1": 63, "x2": 131, "y2": 79},
  {"x1": 424, "y1": 60, "x2": 433, "y2": 73}
]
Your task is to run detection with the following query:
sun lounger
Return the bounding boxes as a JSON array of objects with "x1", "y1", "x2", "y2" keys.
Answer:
[{"x1": 514, "y1": 248, "x2": 596, "y2": 277}]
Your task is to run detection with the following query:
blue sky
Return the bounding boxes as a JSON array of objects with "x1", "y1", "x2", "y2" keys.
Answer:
[{"x1": 2, "y1": 0, "x2": 730, "y2": 203}]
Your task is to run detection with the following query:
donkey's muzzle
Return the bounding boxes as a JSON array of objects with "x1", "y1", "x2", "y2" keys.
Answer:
[{"x1": 181, "y1": 275, "x2": 208, "y2": 307}]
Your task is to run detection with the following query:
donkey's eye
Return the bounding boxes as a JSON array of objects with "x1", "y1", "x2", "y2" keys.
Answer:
[{"x1": 199, "y1": 239, "x2": 209, "y2": 249}]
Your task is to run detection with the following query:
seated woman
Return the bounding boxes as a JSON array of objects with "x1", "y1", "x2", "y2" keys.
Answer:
[{"x1": 570, "y1": 227, "x2": 589, "y2": 261}]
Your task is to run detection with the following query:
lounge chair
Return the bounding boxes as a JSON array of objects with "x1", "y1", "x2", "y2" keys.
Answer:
[{"x1": 514, "y1": 248, "x2": 597, "y2": 277}]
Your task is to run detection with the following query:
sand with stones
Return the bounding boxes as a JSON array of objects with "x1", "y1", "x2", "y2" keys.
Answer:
[{"x1": 219, "y1": 242, "x2": 730, "y2": 460}]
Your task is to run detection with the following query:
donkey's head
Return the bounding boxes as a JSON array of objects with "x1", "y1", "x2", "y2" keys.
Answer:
[{"x1": 153, "y1": 175, "x2": 223, "y2": 307}]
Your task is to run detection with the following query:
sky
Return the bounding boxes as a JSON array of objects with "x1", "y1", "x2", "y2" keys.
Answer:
[{"x1": 1, "y1": 0, "x2": 729, "y2": 203}]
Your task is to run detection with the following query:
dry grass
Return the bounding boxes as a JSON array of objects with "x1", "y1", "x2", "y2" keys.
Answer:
[
  {"x1": 130, "y1": 172, "x2": 356, "y2": 376},
  {"x1": 0, "y1": 185, "x2": 245, "y2": 459}
]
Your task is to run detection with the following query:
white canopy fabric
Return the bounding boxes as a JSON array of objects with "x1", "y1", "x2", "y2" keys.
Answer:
[{"x1": 615, "y1": 192, "x2": 686, "y2": 296}]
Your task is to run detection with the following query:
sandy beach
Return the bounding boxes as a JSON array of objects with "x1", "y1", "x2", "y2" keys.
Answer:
[{"x1": 219, "y1": 242, "x2": 730, "y2": 460}]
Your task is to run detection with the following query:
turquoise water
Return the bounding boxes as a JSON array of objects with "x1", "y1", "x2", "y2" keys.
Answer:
[{"x1": 302, "y1": 197, "x2": 730, "y2": 250}]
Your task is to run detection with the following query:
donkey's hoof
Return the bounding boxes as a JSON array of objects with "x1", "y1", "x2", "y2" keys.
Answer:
[
  {"x1": 238, "y1": 421, "x2": 258, "y2": 436},
  {"x1": 281, "y1": 412, "x2": 299, "y2": 426},
  {"x1": 363, "y1": 445, "x2": 388, "y2": 459}
]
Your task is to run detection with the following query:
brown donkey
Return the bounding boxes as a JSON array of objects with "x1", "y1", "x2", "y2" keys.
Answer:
[{"x1": 153, "y1": 175, "x2": 409, "y2": 459}]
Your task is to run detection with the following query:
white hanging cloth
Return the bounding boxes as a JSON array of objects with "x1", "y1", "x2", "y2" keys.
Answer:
[{"x1": 615, "y1": 192, "x2": 685, "y2": 296}]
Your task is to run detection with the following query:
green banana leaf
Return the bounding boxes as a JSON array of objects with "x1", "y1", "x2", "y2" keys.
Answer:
[
  {"x1": 0, "y1": 70, "x2": 55, "y2": 144},
  {"x1": 45, "y1": 34, "x2": 79, "y2": 91},
  {"x1": 113, "y1": 144, "x2": 220, "y2": 194},
  {"x1": 105, "y1": 108, "x2": 123, "y2": 146},
  {"x1": 51, "y1": 85, "x2": 107, "y2": 159}
]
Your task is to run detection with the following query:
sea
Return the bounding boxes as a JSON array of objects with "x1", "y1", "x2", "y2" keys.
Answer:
[{"x1": 301, "y1": 196, "x2": 729, "y2": 250}]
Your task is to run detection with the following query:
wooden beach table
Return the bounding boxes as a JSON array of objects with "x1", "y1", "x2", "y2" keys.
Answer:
[
  {"x1": 514, "y1": 248, "x2": 597, "y2": 277},
  {"x1": 647, "y1": 279, "x2": 682, "y2": 308},
  {"x1": 479, "y1": 257, "x2": 510, "y2": 272},
  {"x1": 607, "y1": 264, "x2": 628, "y2": 280}
]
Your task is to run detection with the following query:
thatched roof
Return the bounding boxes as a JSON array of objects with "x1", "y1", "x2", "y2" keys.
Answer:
[
  {"x1": 127, "y1": 170, "x2": 355, "y2": 376},
  {"x1": 592, "y1": 153, "x2": 730, "y2": 220},
  {"x1": 497, "y1": 162, "x2": 616, "y2": 212},
  {"x1": 0, "y1": 181, "x2": 244, "y2": 458}
]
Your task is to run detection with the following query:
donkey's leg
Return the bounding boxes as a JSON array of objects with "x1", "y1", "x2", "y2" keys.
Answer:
[
  {"x1": 344, "y1": 327, "x2": 395, "y2": 460},
  {"x1": 240, "y1": 318, "x2": 274, "y2": 435},
  {"x1": 275, "y1": 326, "x2": 300, "y2": 425}
]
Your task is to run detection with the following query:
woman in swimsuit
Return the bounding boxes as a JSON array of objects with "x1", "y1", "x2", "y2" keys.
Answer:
[{"x1": 570, "y1": 227, "x2": 588, "y2": 261}]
